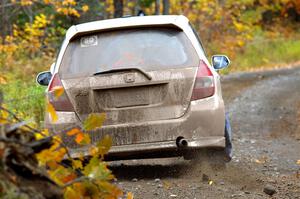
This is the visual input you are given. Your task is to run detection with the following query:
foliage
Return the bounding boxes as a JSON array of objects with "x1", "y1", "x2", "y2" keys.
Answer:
[
  {"x1": 37, "y1": 100, "x2": 125, "y2": 198},
  {"x1": 0, "y1": 92, "x2": 131, "y2": 198},
  {"x1": 35, "y1": 133, "x2": 123, "y2": 199},
  {"x1": 0, "y1": 106, "x2": 63, "y2": 198}
]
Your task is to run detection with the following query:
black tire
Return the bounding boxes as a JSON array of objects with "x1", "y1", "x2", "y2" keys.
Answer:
[{"x1": 224, "y1": 113, "x2": 233, "y2": 162}]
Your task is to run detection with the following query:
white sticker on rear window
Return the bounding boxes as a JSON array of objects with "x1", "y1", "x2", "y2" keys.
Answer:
[{"x1": 80, "y1": 36, "x2": 98, "y2": 47}]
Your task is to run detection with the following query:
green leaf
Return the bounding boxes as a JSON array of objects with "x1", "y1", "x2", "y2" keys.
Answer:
[
  {"x1": 83, "y1": 156, "x2": 114, "y2": 181},
  {"x1": 83, "y1": 113, "x2": 106, "y2": 131},
  {"x1": 96, "y1": 135, "x2": 112, "y2": 158}
]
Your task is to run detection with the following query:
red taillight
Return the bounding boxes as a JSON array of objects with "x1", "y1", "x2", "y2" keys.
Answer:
[
  {"x1": 48, "y1": 73, "x2": 74, "y2": 111},
  {"x1": 191, "y1": 60, "x2": 215, "y2": 100}
]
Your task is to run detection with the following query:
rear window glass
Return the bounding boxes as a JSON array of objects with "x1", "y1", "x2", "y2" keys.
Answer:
[{"x1": 59, "y1": 28, "x2": 199, "y2": 78}]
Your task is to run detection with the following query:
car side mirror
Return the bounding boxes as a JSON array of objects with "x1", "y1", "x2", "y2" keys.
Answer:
[
  {"x1": 36, "y1": 71, "x2": 52, "y2": 86},
  {"x1": 211, "y1": 55, "x2": 230, "y2": 70}
]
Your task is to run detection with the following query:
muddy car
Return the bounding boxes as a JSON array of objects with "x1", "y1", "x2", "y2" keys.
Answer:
[{"x1": 36, "y1": 15, "x2": 232, "y2": 161}]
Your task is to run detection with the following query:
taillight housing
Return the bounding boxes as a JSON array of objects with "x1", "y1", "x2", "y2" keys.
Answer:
[
  {"x1": 48, "y1": 73, "x2": 74, "y2": 111},
  {"x1": 191, "y1": 60, "x2": 215, "y2": 100}
]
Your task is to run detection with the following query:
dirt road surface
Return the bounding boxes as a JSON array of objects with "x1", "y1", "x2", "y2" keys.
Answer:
[{"x1": 109, "y1": 67, "x2": 300, "y2": 199}]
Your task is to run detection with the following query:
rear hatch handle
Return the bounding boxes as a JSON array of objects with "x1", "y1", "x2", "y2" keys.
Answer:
[{"x1": 93, "y1": 68, "x2": 152, "y2": 80}]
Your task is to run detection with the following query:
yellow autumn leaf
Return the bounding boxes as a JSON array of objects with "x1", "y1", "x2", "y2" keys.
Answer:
[
  {"x1": 52, "y1": 86, "x2": 64, "y2": 99},
  {"x1": 163, "y1": 181, "x2": 171, "y2": 189},
  {"x1": 0, "y1": 118, "x2": 7, "y2": 124},
  {"x1": 233, "y1": 21, "x2": 244, "y2": 32},
  {"x1": 255, "y1": 156, "x2": 267, "y2": 164},
  {"x1": 35, "y1": 129, "x2": 49, "y2": 140},
  {"x1": 48, "y1": 165, "x2": 70, "y2": 186},
  {"x1": 89, "y1": 146, "x2": 98, "y2": 156},
  {"x1": 0, "y1": 75, "x2": 7, "y2": 84},
  {"x1": 72, "y1": 130, "x2": 91, "y2": 145},
  {"x1": 0, "y1": 105, "x2": 9, "y2": 124},
  {"x1": 47, "y1": 160, "x2": 59, "y2": 170},
  {"x1": 20, "y1": 0, "x2": 33, "y2": 6},
  {"x1": 36, "y1": 148, "x2": 54, "y2": 165},
  {"x1": 61, "y1": 172, "x2": 77, "y2": 184},
  {"x1": 35, "y1": 133, "x2": 44, "y2": 140},
  {"x1": 82, "y1": 5, "x2": 89, "y2": 12},
  {"x1": 35, "y1": 133, "x2": 43, "y2": 140},
  {"x1": 83, "y1": 113, "x2": 106, "y2": 131},
  {"x1": 54, "y1": 148, "x2": 67, "y2": 162},
  {"x1": 64, "y1": 187, "x2": 79, "y2": 199},
  {"x1": 0, "y1": 109, "x2": 9, "y2": 124},
  {"x1": 42, "y1": 129, "x2": 49, "y2": 136},
  {"x1": 127, "y1": 192, "x2": 134, "y2": 199},
  {"x1": 72, "y1": 160, "x2": 83, "y2": 169},
  {"x1": 82, "y1": 134, "x2": 91, "y2": 144},
  {"x1": 237, "y1": 40, "x2": 245, "y2": 47},
  {"x1": 75, "y1": 132, "x2": 84, "y2": 144},
  {"x1": 297, "y1": 160, "x2": 300, "y2": 165},
  {"x1": 47, "y1": 101, "x2": 58, "y2": 122},
  {"x1": 67, "y1": 128, "x2": 82, "y2": 136}
]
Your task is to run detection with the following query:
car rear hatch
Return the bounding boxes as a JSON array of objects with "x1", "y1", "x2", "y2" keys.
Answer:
[{"x1": 58, "y1": 27, "x2": 200, "y2": 143}]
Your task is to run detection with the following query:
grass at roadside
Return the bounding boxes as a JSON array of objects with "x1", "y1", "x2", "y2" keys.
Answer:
[
  {"x1": 227, "y1": 36, "x2": 300, "y2": 72},
  {"x1": 0, "y1": 57, "x2": 52, "y2": 128},
  {"x1": 1, "y1": 80, "x2": 45, "y2": 128}
]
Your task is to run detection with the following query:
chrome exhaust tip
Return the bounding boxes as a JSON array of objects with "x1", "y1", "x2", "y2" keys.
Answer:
[{"x1": 176, "y1": 137, "x2": 188, "y2": 148}]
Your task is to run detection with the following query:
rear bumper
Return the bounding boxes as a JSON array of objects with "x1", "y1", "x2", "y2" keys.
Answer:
[
  {"x1": 111, "y1": 136, "x2": 225, "y2": 153},
  {"x1": 46, "y1": 95, "x2": 226, "y2": 159},
  {"x1": 70, "y1": 136, "x2": 225, "y2": 160}
]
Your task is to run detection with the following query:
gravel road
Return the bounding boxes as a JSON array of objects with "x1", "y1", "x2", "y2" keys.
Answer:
[{"x1": 109, "y1": 67, "x2": 300, "y2": 199}]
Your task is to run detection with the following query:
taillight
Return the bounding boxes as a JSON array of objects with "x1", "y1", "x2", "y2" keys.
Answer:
[
  {"x1": 191, "y1": 60, "x2": 215, "y2": 100},
  {"x1": 48, "y1": 73, "x2": 74, "y2": 111}
]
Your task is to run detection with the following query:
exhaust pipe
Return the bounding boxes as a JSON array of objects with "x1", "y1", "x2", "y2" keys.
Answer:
[{"x1": 176, "y1": 137, "x2": 188, "y2": 148}]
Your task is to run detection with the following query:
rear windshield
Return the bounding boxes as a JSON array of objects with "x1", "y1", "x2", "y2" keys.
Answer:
[{"x1": 59, "y1": 28, "x2": 199, "y2": 78}]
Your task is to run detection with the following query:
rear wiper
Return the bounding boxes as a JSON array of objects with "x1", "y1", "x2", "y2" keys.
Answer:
[{"x1": 93, "y1": 67, "x2": 152, "y2": 80}]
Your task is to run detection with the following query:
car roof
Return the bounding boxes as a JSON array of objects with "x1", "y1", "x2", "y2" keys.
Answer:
[{"x1": 65, "y1": 15, "x2": 189, "y2": 40}]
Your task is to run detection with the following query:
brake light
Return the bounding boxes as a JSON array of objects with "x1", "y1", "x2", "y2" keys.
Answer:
[
  {"x1": 191, "y1": 60, "x2": 215, "y2": 100},
  {"x1": 48, "y1": 73, "x2": 74, "y2": 111}
]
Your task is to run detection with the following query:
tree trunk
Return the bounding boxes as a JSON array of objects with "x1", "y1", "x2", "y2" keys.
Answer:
[
  {"x1": 1, "y1": 0, "x2": 7, "y2": 44},
  {"x1": 113, "y1": 0, "x2": 123, "y2": 18},
  {"x1": 0, "y1": 91, "x2": 3, "y2": 106},
  {"x1": 155, "y1": 0, "x2": 160, "y2": 15},
  {"x1": 162, "y1": 0, "x2": 169, "y2": 15}
]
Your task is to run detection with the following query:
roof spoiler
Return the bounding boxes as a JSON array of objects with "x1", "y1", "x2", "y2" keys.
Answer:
[{"x1": 69, "y1": 24, "x2": 183, "y2": 41}]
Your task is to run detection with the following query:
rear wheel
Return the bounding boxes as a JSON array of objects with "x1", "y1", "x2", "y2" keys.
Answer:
[
  {"x1": 184, "y1": 114, "x2": 233, "y2": 167},
  {"x1": 224, "y1": 113, "x2": 233, "y2": 161}
]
